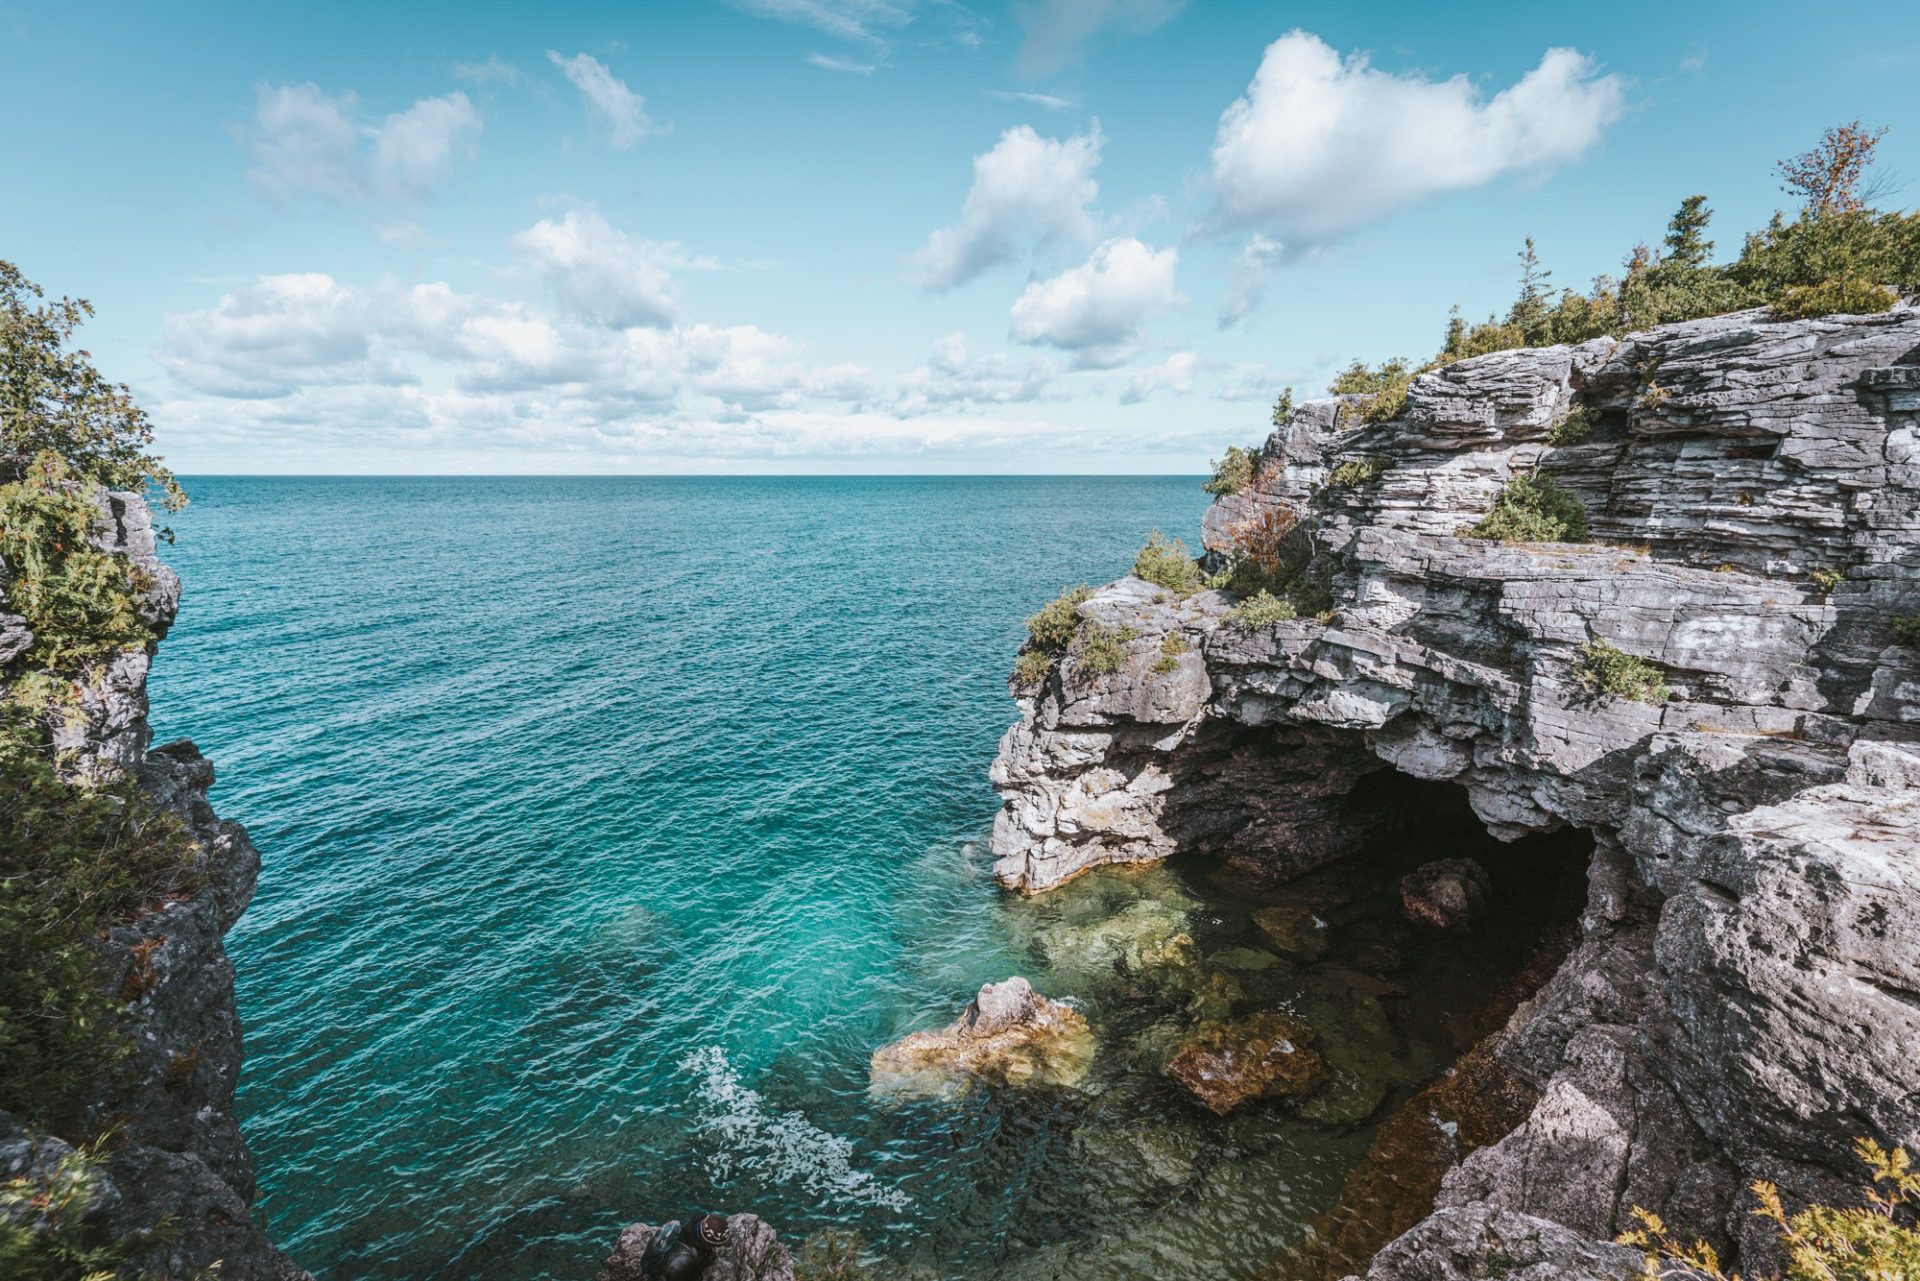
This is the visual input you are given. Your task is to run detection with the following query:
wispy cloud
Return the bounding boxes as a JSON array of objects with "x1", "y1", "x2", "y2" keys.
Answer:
[
  {"x1": 240, "y1": 83, "x2": 482, "y2": 202},
  {"x1": 989, "y1": 89, "x2": 1077, "y2": 110},
  {"x1": 452, "y1": 54, "x2": 521, "y2": 86},
  {"x1": 1015, "y1": 0, "x2": 1188, "y2": 77},
  {"x1": 807, "y1": 52, "x2": 877, "y2": 74},
  {"x1": 547, "y1": 51, "x2": 664, "y2": 149},
  {"x1": 725, "y1": 0, "x2": 912, "y2": 46}
]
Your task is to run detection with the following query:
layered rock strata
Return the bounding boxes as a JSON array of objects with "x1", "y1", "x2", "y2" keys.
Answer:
[
  {"x1": 0, "y1": 488, "x2": 306, "y2": 1280},
  {"x1": 990, "y1": 306, "x2": 1920, "y2": 1275}
]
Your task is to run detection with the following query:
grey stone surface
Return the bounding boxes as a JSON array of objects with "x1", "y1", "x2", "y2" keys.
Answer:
[{"x1": 990, "y1": 306, "x2": 1920, "y2": 1276}]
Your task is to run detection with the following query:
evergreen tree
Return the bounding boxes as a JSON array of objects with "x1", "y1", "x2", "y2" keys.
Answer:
[{"x1": 1662, "y1": 196, "x2": 1714, "y2": 270}]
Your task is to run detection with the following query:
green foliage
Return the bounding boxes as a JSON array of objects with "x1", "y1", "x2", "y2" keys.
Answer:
[
  {"x1": 1639, "y1": 381, "x2": 1672, "y2": 412},
  {"x1": 1131, "y1": 531, "x2": 1203, "y2": 594},
  {"x1": 1330, "y1": 357, "x2": 1416, "y2": 426},
  {"x1": 1576, "y1": 641, "x2": 1668, "y2": 704},
  {"x1": 1152, "y1": 630, "x2": 1188, "y2": 674},
  {"x1": 1227, "y1": 590, "x2": 1297, "y2": 633},
  {"x1": 1622, "y1": 1138, "x2": 1920, "y2": 1281},
  {"x1": 795, "y1": 1228, "x2": 874, "y2": 1281},
  {"x1": 0, "y1": 1143, "x2": 164, "y2": 1281},
  {"x1": 1465, "y1": 473, "x2": 1590, "y2": 543},
  {"x1": 1547, "y1": 405, "x2": 1600, "y2": 446},
  {"x1": 1024, "y1": 585, "x2": 1093, "y2": 653},
  {"x1": 2, "y1": 454, "x2": 155, "y2": 682},
  {"x1": 1809, "y1": 566, "x2": 1845, "y2": 597},
  {"x1": 1010, "y1": 649, "x2": 1052, "y2": 689},
  {"x1": 1203, "y1": 445, "x2": 1259, "y2": 496},
  {"x1": 1, "y1": 261, "x2": 183, "y2": 511},
  {"x1": 1769, "y1": 275, "x2": 1899, "y2": 320},
  {"x1": 0, "y1": 746, "x2": 199, "y2": 1132},
  {"x1": 1326, "y1": 456, "x2": 1386, "y2": 490},
  {"x1": 1893, "y1": 615, "x2": 1920, "y2": 647},
  {"x1": 1270, "y1": 387, "x2": 1295, "y2": 428},
  {"x1": 1072, "y1": 624, "x2": 1138, "y2": 677}
]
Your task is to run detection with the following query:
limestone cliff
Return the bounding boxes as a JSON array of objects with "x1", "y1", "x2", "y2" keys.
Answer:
[
  {"x1": 990, "y1": 306, "x2": 1920, "y2": 1276},
  {"x1": 0, "y1": 488, "x2": 307, "y2": 1280}
]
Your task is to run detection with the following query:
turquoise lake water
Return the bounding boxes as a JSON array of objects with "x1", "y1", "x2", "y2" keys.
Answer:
[
  {"x1": 148, "y1": 476, "x2": 1219, "y2": 1279},
  {"x1": 148, "y1": 476, "x2": 1578, "y2": 1281}
]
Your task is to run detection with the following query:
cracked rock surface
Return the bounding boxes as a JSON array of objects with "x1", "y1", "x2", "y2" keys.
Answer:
[{"x1": 990, "y1": 307, "x2": 1920, "y2": 1277}]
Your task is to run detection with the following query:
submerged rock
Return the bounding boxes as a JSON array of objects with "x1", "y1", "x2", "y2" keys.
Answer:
[
  {"x1": 598, "y1": 1214, "x2": 794, "y2": 1281},
  {"x1": 1165, "y1": 1012, "x2": 1327, "y2": 1114},
  {"x1": 1253, "y1": 902, "x2": 1332, "y2": 960},
  {"x1": 1399, "y1": 859, "x2": 1492, "y2": 933},
  {"x1": 870, "y1": 977, "x2": 1095, "y2": 1097}
]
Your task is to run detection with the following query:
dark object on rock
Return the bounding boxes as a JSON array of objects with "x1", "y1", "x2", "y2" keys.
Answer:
[
  {"x1": 1165, "y1": 1011, "x2": 1327, "y2": 1114},
  {"x1": 1400, "y1": 859, "x2": 1492, "y2": 932},
  {"x1": 598, "y1": 1213, "x2": 793, "y2": 1281}
]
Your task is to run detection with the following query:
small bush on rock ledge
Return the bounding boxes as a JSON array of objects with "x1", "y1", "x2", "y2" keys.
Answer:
[
  {"x1": 1227, "y1": 591, "x2": 1297, "y2": 632},
  {"x1": 1621, "y1": 1137, "x2": 1920, "y2": 1281},
  {"x1": 1770, "y1": 275, "x2": 1899, "y2": 320},
  {"x1": 1892, "y1": 615, "x2": 1920, "y2": 647},
  {"x1": 1547, "y1": 404, "x2": 1600, "y2": 446},
  {"x1": 1072, "y1": 623, "x2": 1138, "y2": 676},
  {"x1": 1132, "y1": 531, "x2": 1203, "y2": 594},
  {"x1": 1465, "y1": 473, "x2": 1591, "y2": 543},
  {"x1": 1576, "y1": 641, "x2": 1668, "y2": 704},
  {"x1": 1011, "y1": 585, "x2": 1093, "y2": 687},
  {"x1": 1202, "y1": 445, "x2": 1258, "y2": 496}
]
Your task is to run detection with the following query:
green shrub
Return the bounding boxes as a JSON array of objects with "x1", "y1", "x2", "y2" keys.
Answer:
[
  {"x1": 1769, "y1": 275, "x2": 1899, "y2": 320},
  {"x1": 1809, "y1": 566, "x2": 1845, "y2": 597},
  {"x1": 1072, "y1": 624, "x2": 1138, "y2": 676},
  {"x1": 1270, "y1": 387, "x2": 1295, "y2": 428},
  {"x1": 1330, "y1": 358, "x2": 1416, "y2": 426},
  {"x1": 1326, "y1": 456, "x2": 1386, "y2": 490},
  {"x1": 1025, "y1": 585, "x2": 1093, "y2": 653},
  {"x1": 1227, "y1": 590, "x2": 1297, "y2": 633},
  {"x1": 1638, "y1": 382, "x2": 1672, "y2": 412},
  {"x1": 1152, "y1": 631, "x2": 1189, "y2": 674},
  {"x1": 1010, "y1": 649, "x2": 1052, "y2": 689},
  {"x1": 1132, "y1": 532, "x2": 1203, "y2": 594},
  {"x1": 0, "y1": 1143, "x2": 165, "y2": 1281},
  {"x1": 1465, "y1": 473, "x2": 1591, "y2": 542},
  {"x1": 1576, "y1": 641, "x2": 1668, "y2": 703},
  {"x1": 1893, "y1": 615, "x2": 1920, "y2": 647},
  {"x1": 1, "y1": 453, "x2": 155, "y2": 681},
  {"x1": 1202, "y1": 445, "x2": 1258, "y2": 496},
  {"x1": 1547, "y1": 405, "x2": 1600, "y2": 446},
  {"x1": 1621, "y1": 1137, "x2": 1920, "y2": 1281}
]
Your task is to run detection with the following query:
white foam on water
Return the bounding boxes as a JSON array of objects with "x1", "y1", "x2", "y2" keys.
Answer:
[{"x1": 681, "y1": 1046, "x2": 911, "y2": 1212}]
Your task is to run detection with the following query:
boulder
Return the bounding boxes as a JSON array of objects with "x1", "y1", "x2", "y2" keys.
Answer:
[
  {"x1": 598, "y1": 1214, "x2": 793, "y2": 1281},
  {"x1": 1399, "y1": 859, "x2": 1493, "y2": 932},
  {"x1": 870, "y1": 977, "x2": 1095, "y2": 1097},
  {"x1": 1165, "y1": 1012, "x2": 1327, "y2": 1114}
]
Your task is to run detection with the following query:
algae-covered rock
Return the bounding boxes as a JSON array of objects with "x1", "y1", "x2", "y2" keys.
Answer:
[
  {"x1": 870, "y1": 977, "x2": 1095, "y2": 1098},
  {"x1": 1252, "y1": 902, "x2": 1331, "y2": 961},
  {"x1": 1071, "y1": 1118, "x2": 1206, "y2": 1203},
  {"x1": 1165, "y1": 1012, "x2": 1327, "y2": 1114}
]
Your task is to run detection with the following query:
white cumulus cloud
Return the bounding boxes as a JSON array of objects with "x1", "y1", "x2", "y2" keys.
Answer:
[
  {"x1": 1210, "y1": 31, "x2": 1626, "y2": 242},
  {"x1": 242, "y1": 83, "x2": 481, "y2": 201},
  {"x1": 1008, "y1": 236, "x2": 1180, "y2": 366},
  {"x1": 911, "y1": 123, "x2": 1104, "y2": 289},
  {"x1": 512, "y1": 209, "x2": 681, "y2": 328},
  {"x1": 1121, "y1": 350, "x2": 1200, "y2": 403},
  {"x1": 548, "y1": 51, "x2": 663, "y2": 149}
]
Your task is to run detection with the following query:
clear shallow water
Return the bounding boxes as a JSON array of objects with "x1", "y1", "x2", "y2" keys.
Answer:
[{"x1": 148, "y1": 477, "x2": 1576, "y2": 1281}]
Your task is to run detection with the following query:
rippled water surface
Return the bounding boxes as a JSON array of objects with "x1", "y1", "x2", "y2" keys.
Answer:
[{"x1": 150, "y1": 477, "x2": 1573, "y2": 1281}]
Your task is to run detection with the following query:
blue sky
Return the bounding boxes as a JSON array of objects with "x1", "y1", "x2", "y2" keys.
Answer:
[{"x1": 4, "y1": 0, "x2": 1918, "y2": 475}]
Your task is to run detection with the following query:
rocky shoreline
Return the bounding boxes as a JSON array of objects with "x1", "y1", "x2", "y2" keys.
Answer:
[
  {"x1": 0, "y1": 488, "x2": 306, "y2": 1281},
  {"x1": 987, "y1": 305, "x2": 1920, "y2": 1277}
]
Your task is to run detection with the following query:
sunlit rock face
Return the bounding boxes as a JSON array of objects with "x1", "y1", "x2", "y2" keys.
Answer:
[
  {"x1": 869, "y1": 977, "x2": 1097, "y2": 1098},
  {"x1": 989, "y1": 306, "x2": 1920, "y2": 1277}
]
